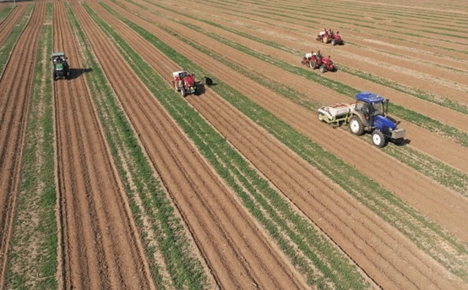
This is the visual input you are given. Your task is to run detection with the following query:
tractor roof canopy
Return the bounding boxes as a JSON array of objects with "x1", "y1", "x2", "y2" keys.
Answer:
[
  {"x1": 355, "y1": 92, "x2": 385, "y2": 104},
  {"x1": 52, "y1": 52, "x2": 65, "y2": 58}
]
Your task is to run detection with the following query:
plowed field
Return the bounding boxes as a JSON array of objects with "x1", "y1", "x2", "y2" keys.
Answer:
[{"x1": 1, "y1": 0, "x2": 468, "y2": 289}]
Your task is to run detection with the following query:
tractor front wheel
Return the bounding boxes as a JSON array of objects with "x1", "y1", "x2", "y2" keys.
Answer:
[
  {"x1": 317, "y1": 112, "x2": 325, "y2": 122},
  {"x1": 372, "y1": 130, "x2": 386, "y2": 147},
  {"x1": 349, "y1": 116, "x2": 364, "y2": 136},
  {"x1": 319, "y1": 65, "x2": 326, "y2": 73},
  {"x1": 323, "y1": 36, "x2": 328, "y2": 43},
  {"x1": 331, "y1": 39, "x2": 336, "y2": 46}
]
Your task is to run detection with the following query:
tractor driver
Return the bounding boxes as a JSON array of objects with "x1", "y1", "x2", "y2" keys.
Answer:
[{"x1": 316, "y1": 50, "x2": 322, "y2": 64}]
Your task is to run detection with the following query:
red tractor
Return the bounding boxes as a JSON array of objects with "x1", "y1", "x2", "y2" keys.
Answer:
[
  {"x1": 172, "y1": 70, "x2": 200, "y2": 97},
  {"x1": 316, "y1": 30, "x2": 343, "y2": 46},
  {"x1": 301, "y1": 52, "x2": 335, "y2": 73}
]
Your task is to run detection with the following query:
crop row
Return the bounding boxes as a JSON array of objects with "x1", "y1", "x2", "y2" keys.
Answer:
[
  {"x1": 136, "y1": 0, "x2": 468, "y2": 198},
  {"x1": 0, "y1": 5, "x2": 33, "y2": 77},
  {"x1": 0, "y1": 4, "x2": 13, "y2": 23},
  {"x1": 99, "y1": 0, "x2": 468, "y2": 282},
  {"x1": 85, "y1": 2, "x2": 374, "y2": 288},
  {"x1": 5, "y1": 4, "x2": 57, "y2": 289},
  {"x1": 207, "y1": 0, "x2": 468, "y2": 43},
  {"x1": 147, "y1": 0, "x2": 468, "y2": 149},
  {"x1": 65, "y1": 2, "x2": 208, "y2": 289}
]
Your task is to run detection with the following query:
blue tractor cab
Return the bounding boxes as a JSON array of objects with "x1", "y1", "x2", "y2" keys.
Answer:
[{"x1": 350, "y1": 92, "x2": 405, "y2": 147}]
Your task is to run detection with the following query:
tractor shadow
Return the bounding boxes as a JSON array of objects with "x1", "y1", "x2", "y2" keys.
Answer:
[
  {"x1": 195, "y1": 77, "x2": 217, "y2": 96},
  {"x1": 392, "y1": 138, "x2": 411, "y2": 147},
  {"x1": 69, "y1": 68, "x2": 93, "y2": 80}
]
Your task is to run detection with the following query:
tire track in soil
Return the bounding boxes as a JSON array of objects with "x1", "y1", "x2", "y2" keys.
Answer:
[
  {"x1": 0, "y1": 3, "x2": 45, "y2": 286},
  {"x1": 167, "y1": 2, "x2": 468, "y2": 119},
  {"x1": 231, "y1": 0, "x2": 468, "y2": 50},
  {"x1": 107, "y1": 0, "x2": 468, "y2": 244},
  {"x1": 207, "y1": 0, "x2": 468, "y2": 73},
  {"x1": 70, "y1": 1, "x2": 309, "y2": 289},
  {"x1": 0, "y1": 5, "x2": 27, "y2": 49},
  {"x1": 175, "y1": 0, "x2": 468, "y2": 96},
  {"x1": 53, "y1": 2, "x2": 155, "y2": 289},
  {"x1": 143, "y1": 1, "x2": 468, "y2": 141},
  {"x1": 89, "y1": 1, "x2": 467, "y2": 288}
]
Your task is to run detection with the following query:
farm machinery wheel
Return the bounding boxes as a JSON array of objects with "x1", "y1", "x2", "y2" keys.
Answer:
[
  {"x1": 319, "y1": 65, "x2": 326, "y2": 73},
  {"x1": 372, "y1": 130, "x2": 386, "y2": 147},
  {"x1": 349, "y1": 116, "x2": 364, "y2": 136},
  {"x1": 317, "y1": 112, "x2": 325, "y2": 122},
  {"x1": 331, "y1": 39, "x2": 336, "y2": 46},
  {"x1": 180, "y1": 87, "x2": 186, "y2": 97},
  {"x1": 309, "y1": 59, "x2": 316, "y2": 69},
  {"x1": 323, "y1": 36, "x2": 328, "y2": 43}
]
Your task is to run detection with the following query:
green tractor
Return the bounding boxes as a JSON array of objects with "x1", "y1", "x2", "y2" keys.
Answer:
[{"x1": 51, "y1": 52, "x2": 70, "y2": 80}]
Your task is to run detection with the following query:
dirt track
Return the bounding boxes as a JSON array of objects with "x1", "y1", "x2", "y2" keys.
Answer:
[
  {"x1": 53, "y1": 2, "x2": 155, "y2": 289},
  {"x1": 0, "y1": 2, "x2": 44, "y2": 285},
  {"x1": 104, "y1": 0, "x2": 468, "y2": 250},
  {"x1": 69, "y1": 1, "x2": 310, "y2": 289},
  {"x1": 84, "y1": 0, "x2": 468, "y2": 288},
  {"x1": 139, "y1": 0, "x2": 468, "y2": 177},
  {"x1": 0, "y1": 5, "x2": 27, "y2": 49},
  {"x1": 1, "y1": 0, "x2": 468, "y2": 288}
]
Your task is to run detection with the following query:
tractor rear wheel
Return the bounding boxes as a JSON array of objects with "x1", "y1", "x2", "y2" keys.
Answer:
[
  {"x1": 372, "y1": 130, "x2": 386, "y2": 147},
  {"x1": 349, "y1": 116, "x2": 364, "y2": 136},
  {"x1": 309, "y1": 59, "x2": 316, "y2": 69},
  {"x1": 180, "y1": 87, "x2": 186, "y2": 97}
]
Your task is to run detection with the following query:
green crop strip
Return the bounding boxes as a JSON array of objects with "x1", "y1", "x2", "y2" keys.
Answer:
[
  {"x1": 338, "y1": 66, "x2": 468, "y2": 115},
  {"x1": 6, "y1": 3, "x2": 56, "y2": 289},
  {"x1": 147, "y1": 0, "x2": 468, "y2": 200},
  {"x1": 126, "y1": 2, "x2": 468, "y2": 198},
  {"x1": 0, "y1": 4, "x2": 33, "y2": 76},
  {"x1": 195, "y1": 0, "x2": 468, "y2": 54},
  {"x1": 197, "y1": 0, "x2": 468, "y2": 43},
  {"x1": 180, "y1": 7, "x2": 468, "y2": 110},
  {"x1": 88, "y1": 3, "x2": 373, "y2": 288},
  {"x1": 0, "y1": 4, "x2": 14, "y2": 23},
  {"x1": 139, "y1": 3, "x2": 468, "y2": 149},
  {"x1": 214, "y1": 0, "x2": 468, "y2": 41},
  {"x1": 66, "y1": 3, "x2": 206, "y2": 289},
  {"x1": 98, "y1": 1, "x2": 468, "y2": 282}
]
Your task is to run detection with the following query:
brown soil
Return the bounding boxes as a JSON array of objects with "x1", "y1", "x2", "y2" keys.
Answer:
[
  {"x1": 0, "y1": 5, "x2": 28, "y2": 49},
  {"x1": 69, "y1": 1, "x2": 310, "y2": 289},
  {"x1": 87, "y1": 0, "x2": 468, "y2": 288},
  {"x1": 0, "y1": 2, "x2": 45, "y2": 286},
  {"x1": 53, "y1": 2, "x2": 155, "y2": 289},
  {"x1": 108, "y1": 0, "x2": 468, "y2": 246}
]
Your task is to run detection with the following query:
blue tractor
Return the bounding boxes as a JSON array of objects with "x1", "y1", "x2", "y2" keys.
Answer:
[{"x1": 348, "y1": 92, "x2": 405, "y2": 147}]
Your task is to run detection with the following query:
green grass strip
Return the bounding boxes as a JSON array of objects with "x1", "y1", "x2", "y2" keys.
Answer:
[
  {"x1": 196, "y1": 0, "x2": 468, "y2": 55},
  {"x1": 6, "y1": 3, "x2": 57, "y2": 289},
  {"x1": 89, "y1": 3, "x2": 371, "y2": 288},
  {"x1": 97, "y1": 1, "x2": 468, "y2": 282},
  {"x1": 0, "y1": 4, "x2": 14, "y2": 23},
  {"x1": 338, "y1": 66, "x2": 468, "y2": 115},
  {"x1": 143, "y1": 10, "x2": 468, "y2": 198},
  {"x1": 66, "y1": 3, "x2": 206, "y2": 289},
  {"x1": 218, "y1": 0, "x2": 468, "y2": 42},
  {"x1": 0, "y1": 4, "x2": 33, "y2": 75},
  {"x1": 189, "y1": 8, "x2": 468, "y2": 116},
  {"x1": 141, "y1": 4, "x2": 468, "y2": 148}
]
